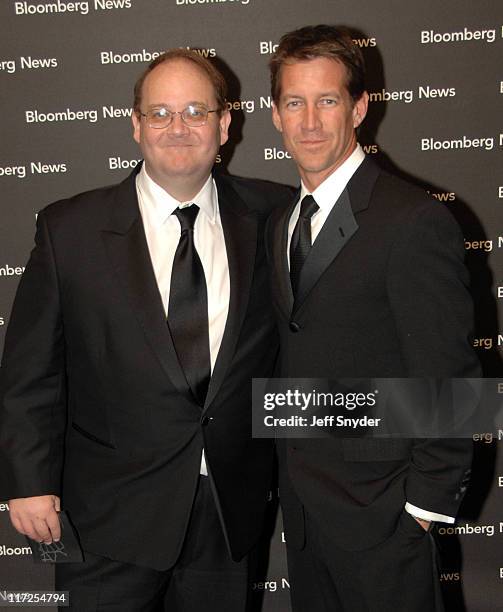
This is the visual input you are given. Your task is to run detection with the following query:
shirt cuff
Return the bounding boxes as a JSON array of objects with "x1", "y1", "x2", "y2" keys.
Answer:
[{"x1": 405, "y1": 502, "x2": 455, "y2": 524}]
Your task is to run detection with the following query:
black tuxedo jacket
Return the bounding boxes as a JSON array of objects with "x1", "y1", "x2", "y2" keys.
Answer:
[
  {"x1": 267, "y1": 157, "x2": 480, "y2": 551},
  {"x1": 0, "y1": 166, "x2": 292, "y2": 570}
]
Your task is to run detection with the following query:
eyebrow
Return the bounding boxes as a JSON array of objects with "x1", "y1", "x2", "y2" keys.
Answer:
[
  {"x1": 146, "y1": 100, "x2": 209, "y2": 109},
  {"x1": 281, "y1": 92, "x2": 342, "y2": 101}
]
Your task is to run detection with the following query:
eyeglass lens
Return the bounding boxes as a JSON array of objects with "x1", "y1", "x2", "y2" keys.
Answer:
[{"x1": 147, "y1": 105, "x2": 210, "y2": 127}]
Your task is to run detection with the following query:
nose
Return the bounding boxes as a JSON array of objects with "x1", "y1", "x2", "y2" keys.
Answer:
[
  {"x1": 168, "y1": 112, "x2": 190, "y2": 135},
  {"x1": 302, "y1": 104, "x2": 322, "y2": 131}
]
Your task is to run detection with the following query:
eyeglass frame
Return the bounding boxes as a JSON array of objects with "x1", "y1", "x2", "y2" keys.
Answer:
[{"x1": 138, "y1": 104, "x2": 221, "y2": 129}]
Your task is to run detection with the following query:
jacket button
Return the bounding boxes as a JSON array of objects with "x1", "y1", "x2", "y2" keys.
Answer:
[
  {"x1": 289, "y1": 321, "x2": 300, "y2": 332},
  {"x1": 201, "y1": 416, "x2": 210, "y2": 426}
]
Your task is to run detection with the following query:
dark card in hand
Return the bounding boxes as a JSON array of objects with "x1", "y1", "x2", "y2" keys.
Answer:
[{"x1": 26, "y1": 510, "x2": 84, "y2": 563}]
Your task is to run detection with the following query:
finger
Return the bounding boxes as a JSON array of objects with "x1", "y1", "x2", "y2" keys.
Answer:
[
  {"x1": 46, "y1": 510, "x2": 61, "y2": 542},
  {"x1": 18, "y1": 517, "x2": 43, "y2": 542},
  {"x1": 53, "y1": 496, "x2": 61, "y2": 512},
  {"x1": 33, "y1": 518, "x2": 53, "y2": 544}
]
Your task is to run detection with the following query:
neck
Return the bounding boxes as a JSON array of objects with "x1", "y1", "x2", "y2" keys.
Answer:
[
  {"x1": 300, "y1": 141, "x2": 357, "y2": 192},
  {"x1": 145, "y1": 165, "x2": 210, "y2": 203}
]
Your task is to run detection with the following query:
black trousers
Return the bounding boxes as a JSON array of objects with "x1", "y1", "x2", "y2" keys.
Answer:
[
  {"x1": 286, "y1": 508, "x2": 444, "y2": 612},
  {"x1": 55, "y1": 476, "x2": 250, "y2": 611}
]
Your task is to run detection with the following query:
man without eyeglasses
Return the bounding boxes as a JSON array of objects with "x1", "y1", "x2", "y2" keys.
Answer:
[
  {"x1": 0, "y1": 49, "x2": 291, "y2": 611},
  {"x1": 267, "y1": 24, "x2": 479, "y2": 612}
]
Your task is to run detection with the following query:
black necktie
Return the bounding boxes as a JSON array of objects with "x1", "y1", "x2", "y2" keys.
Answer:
[
  {"x1": 290, "y1": 195, "x2": 319, "y2": 296},
  {"x1": 168, "y1": 205, "x2": 211, "y2": 406}
]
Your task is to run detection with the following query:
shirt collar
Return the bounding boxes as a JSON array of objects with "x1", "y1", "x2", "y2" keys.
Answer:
[
  {"x1": 136, "y1": 164, "x2": 217, "y2": 225},
  {"x1": 299, "y1": 144, "x2": 365, "y2": 211}
]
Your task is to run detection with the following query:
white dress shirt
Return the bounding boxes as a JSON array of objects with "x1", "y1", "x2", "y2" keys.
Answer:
[
  {"x1": 287, "y1": 144, "x2": 365, "y2": 263},
  {"x1": 136, "y1": 165, "x2": 230, "y2": 475},
  {"x1": 287, "y1": 144, "x2": 453, "y2": 524}
]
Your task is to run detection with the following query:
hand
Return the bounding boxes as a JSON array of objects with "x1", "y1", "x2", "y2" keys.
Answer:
[
  {"x1": 413, "y1": 516, "x2": 431, "y2": 532},
  {"x1": 8, "y1": 495, "x2": 61, "y2": 543}
]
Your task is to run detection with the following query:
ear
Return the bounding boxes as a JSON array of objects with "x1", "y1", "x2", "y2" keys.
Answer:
[
  {"x1": 218, "y1": 109, "x2": 231, "y2": 146},
  {"x1": 272, "y1": 102, "x2": 283, "y2": 133},
  {"x1": 352, "y1": 91, "x2": 369, "y2": 128},
  {"x1": 132, "y1": 112, "x2": 141, "y2": 145}
]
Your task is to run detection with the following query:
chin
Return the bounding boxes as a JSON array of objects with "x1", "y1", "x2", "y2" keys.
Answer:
[
  {"x1": 298, "y1": 162, "x2": 330, "y2": 175},
  {"x1": 163, "y1": 159, "x2": 197, "y2": 173},
  {"x1": 295, "y1": 152, "x2": 327, "y2": 168}
]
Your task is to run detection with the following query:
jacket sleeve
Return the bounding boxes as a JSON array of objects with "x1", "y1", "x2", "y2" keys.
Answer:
[
  {"x1": 386, "y1": 202, "x2": 479, "y2": 517},
  {"x1": 0, "y1": 210, "x2": 66, "y2": 500}
]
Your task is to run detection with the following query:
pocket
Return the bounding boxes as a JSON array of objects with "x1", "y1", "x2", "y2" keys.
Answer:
[
  {"x1": 398, "y1": 510, "x2": 430, "y2": 538},
  {"x1": 71, "y1": 421, "x2": 116, "y2": 450},
  {"x1": 342, "y1": 438, "x2": 411, "y2": 462}
]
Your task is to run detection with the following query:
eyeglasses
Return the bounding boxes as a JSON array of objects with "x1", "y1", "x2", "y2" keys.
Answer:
[{"x1": 139, "y1": 104, "x2": 219, "y2": 128}]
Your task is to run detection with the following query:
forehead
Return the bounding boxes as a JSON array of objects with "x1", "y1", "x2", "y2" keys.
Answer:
[
  {"x1": 142, "y1": 59, "x2": 217, "y2": 105},
  {"x1": 279, "y1": 57, "x2": 349, "y2": 96}
]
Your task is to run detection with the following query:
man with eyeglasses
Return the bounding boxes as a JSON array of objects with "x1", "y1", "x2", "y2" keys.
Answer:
[{"x1": 0, "y1": 49, "x2": 291, "y2": 611}]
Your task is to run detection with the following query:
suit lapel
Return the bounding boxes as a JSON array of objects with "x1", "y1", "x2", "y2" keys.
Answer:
[
  {"x1": 204, "y1": 175, "x2": 258, "y2": 411},
  {"x1": 293, "y1": 189, "x2": 358, "y2": 311},
  {"x1": 346, "y1": 156, "x2": 381, "y2": 216},
  {"x1": 272, "y1": 192, "x2": 298, "y2": 318},
  {"x1": 292, "y1": 156, "x2": 381, "y2": 315},
  {"x1": 101, "y1": 166, "x2": 192, "y2": 401}
]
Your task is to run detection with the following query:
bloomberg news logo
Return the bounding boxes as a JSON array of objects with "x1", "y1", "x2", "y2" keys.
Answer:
[
  {"x1": 108, "y1": 154, "x2": 222, "y2": 171},
  {"x1": 420, "y1": 26, "x2": 500, "y2": 44},
  {"x1": 0, "y1": 56, "x2": 58, "y2": 74},
  {"x1": 0, "y1": 265, "x2": 26, "y2": 277},
  {"x1": 0, "y1": 162, "x2": 67, "y2": 178},
  {"x1": 13, "y1": 1, "x2": 132, "y2": 15},
  {"x1": 100, "y1": 47, "x2": 216, "y2": 65},
  {"x1": 0, "y1": 544, "x2": 31, "y2": 557},
  {"x1": 421, "y1": 133, "x2": 503, "y2": 152},
  {"x1": 264, "y1": 143, "x2": 378, "y2": 161},
  {"x1": 259, "y1": 36, "x2": 376, "y2": 54}
]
